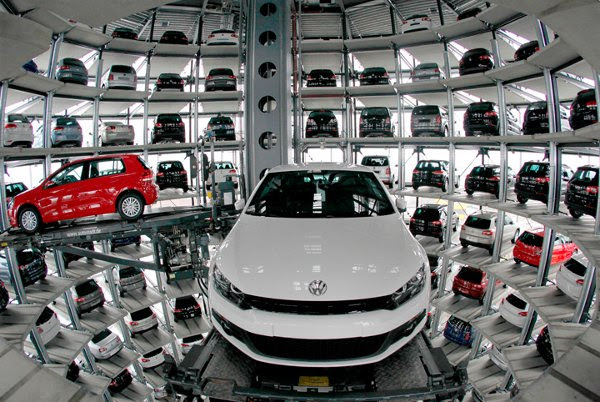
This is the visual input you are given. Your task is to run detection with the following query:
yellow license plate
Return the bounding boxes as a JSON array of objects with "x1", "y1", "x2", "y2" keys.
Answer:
[{"x1": 298, "y1": 376, "x2": 329, "y2": 387}]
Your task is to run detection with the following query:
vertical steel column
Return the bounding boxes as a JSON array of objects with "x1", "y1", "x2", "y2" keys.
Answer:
[
  {"x1": 194, "y1": 40, "x2": 201, "y2": 205},
  {"x1": 46, "y1": 34, "x2": 63, "y2": 80},
  {"x1": 92, "y1": 49, "x2": 104, "y2": 148},
  {"x1": 572, "y1": 263, "x2": 596, "y2": 323},
  {"x1": 535, "y1": 21, "x2": 559, "y2": 133},
  {"x1": 394, "y1": 46, "x2": 404, "y2": 189},
  {"x1": 291, "y1": 9, "x2": 301, "y2": 163},
  {"x1": 142, "y1": 52, "x2": 152, "y2": 162},
  {"x1": 594, "y1": 72, "x2": 600, "y2": 234},
  {"x1": 0, "y1": 82, "x2": 9, "y2": 231},
  {"x1": 42, "y1": 91, "x2": 54, "y2": 176},
  {"x1": 341, "y1": 10, "x2": 352, "y2": 163}
]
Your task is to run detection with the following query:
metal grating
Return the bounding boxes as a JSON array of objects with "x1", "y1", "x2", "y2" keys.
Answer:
[
  {"x1": 300, "y1": 12, "x2": 343, "y2": 39},
  {"x1": 347, "y1": 2, "x2": 394, "y2": 38}
]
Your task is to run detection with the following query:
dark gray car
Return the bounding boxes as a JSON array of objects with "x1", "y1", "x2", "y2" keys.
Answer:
[
  {"x1": 42, "y1": 117, "x2": 83, "y2": 147},
  {"x1": 73, "y1": 279, "x2": 104, "y2": 317},
  {"x1": 411, "y1": 105, "x2": 448, "y2": 137},
  {"x1": 56, "y1": 58, "x2": 88, "y2": 85}
]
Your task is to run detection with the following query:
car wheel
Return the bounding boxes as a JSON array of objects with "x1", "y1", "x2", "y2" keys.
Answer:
[
  {"x1": 514, "y1": 258, "x2": 521, "y2": 264},
  {"x1": 119, "y1": 290, "x2": 124, "y2": 297},
  {"x1": 110, "y1": 245, "x2": 115, "y2": 252},
  {"x1": 438, "y1": 236, "x2": 444, "y2": 243},
  {"x1": 413, "y1": 184, "x2": 419, "y2": 190},
  {"x1": 517, "y1": 194, "x2": 528, "y2": 204},
  {"x1": 461, "y1": 241, "x2": 468, "y2": 248},
  {"x1": 441, "y1": 180, "x2": 448, "y2": 192},
  {"x1": 182, "y1": 185, "x2": 189, "y2": 193},
  {"x1": 478, "y1": 296, "x2": 484, "y2": 305},
  {"x1": 18, "y1": 206, "x2": 42, "y2": 234},
  {"x1": 569, "y1": 208, "x2": 583, "y2": 219},
  {"x1": 117, "y1": 193, "x2": 145, "y2": 221},
  {"x1": 465, "y1": 188, "x2": 474, "y2": 195},
  {"x1": 443, "y1": 127, "x2": 448, "y2": 137},
  {"x1": 488, "y1": 247, "x2": 494, "y2": 256},
  {"x1": 512, "y1": 229, "x2": 520, "y2": 244}
]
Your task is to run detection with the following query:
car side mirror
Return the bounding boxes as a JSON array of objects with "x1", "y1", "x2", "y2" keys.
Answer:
[
  {"x1": 44, "y1": 180, "x2": 56, "y2": 189},
  {"x1": 234, "y1": 199, "x2": 245, "y2": 211},
  {"x1": 395, "y1": 197, "x2": 407, "y2": 213}
]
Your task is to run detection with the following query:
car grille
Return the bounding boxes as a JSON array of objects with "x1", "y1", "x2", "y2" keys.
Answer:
[
  {"x1": 215, "y1": 309, "x2": 425, "y2": 361},
  {"x1": 243, "y1": 294, "x2": 395, "y2": 314}
]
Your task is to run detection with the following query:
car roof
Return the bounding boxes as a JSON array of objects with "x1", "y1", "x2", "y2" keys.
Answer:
[
  {"x1": 469, "y1": 211, "x2": 496, "y2": 219},
  {"x1": 420, "y1": 204, "x2": 445, "y2": 210},
  {"x1": 267, "y1": 163, "x2": 372, "y2": 174},
  {"x1": 56, "y1": 154, "x2": 135, "y2": 166}
]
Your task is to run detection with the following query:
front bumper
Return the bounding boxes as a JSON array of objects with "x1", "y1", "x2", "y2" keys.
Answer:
[{"x1": 209, "y1": 280, "x2": 429, "y2": 367}]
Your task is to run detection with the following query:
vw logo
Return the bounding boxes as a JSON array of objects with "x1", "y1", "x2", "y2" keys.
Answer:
[{"x1": 308, "y1": 280, "x2": 327, "y2": 296}]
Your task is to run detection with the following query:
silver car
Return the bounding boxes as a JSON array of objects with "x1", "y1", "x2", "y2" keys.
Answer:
[
  {"x1": 113, "y1": 266, "x2": 146, "y2": 296},
  {"x1": 557, "y1": 257, "x2": 589, "y2": 300},
  {"x1": 99, "y1": 121, "x2": 135, "y2": 146},
  {"x1": 73, "y1": 279, "x2": 105, "y2": 317},
  {"x1": 89, "y1": 328, "x2": 123, "y2": 360},
  {"x1": 410, "y1": 62, "x2": 444, "y2": 81},
  {"x1": 104, "y1": 65, "x2": 137, "y2": 90},
  {"x1": 45, "y1": 117, "x2": 82, "y2": 148},
  {"x1": 126, "y1": 306, "x2": 158, "y2": 336},
  {"x1": 360, "y1": 156, "x2": 394, "y2": 188},
  {"x1": 460, "y1": 211, "x2": 519, "y2": 254},
  {"x1": 4, "y1": 114, "x2": 33, "y2": 147},
  {"x1": 411, "y1": 105, "x2": 449, "y2": 137}
]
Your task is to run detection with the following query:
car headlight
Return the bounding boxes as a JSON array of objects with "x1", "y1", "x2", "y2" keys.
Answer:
[
  {"x1": 390, "y1": 263, "x2": 427, "y2": 307},
  {"x1": 212, "y1": 265, "x2": 249, "y2": 309}
]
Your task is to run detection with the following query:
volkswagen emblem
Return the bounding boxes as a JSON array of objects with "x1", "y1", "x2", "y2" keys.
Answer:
[{"x1": 308, "y1": 280, "x2": 327, "y2": 296}]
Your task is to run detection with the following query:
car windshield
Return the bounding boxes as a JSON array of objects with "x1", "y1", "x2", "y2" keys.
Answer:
[
  {"x1": 36, "y1": 307, "x2": 54, "y2": 325},
  {"x1": 519, "y1": 231, "x2": 544, "y2": 247},
  {"x1": 465, "y1": 215, "x2": 491, "y2": 229},
  {"x1": 412, "y1": 106, "x2": 440, "y2": 115},
  {"x1": 413, "y1": 207, "x2": 440, "y2": 220},
  {"x1": 415, "y1": 160, "x2": 442, "y2": 170},
  {"x1": 457, "y1": 267, "x2": 483, "y2": 282},
  {"x1": 564, "y1": 258, "x2": 587, "y2": 276},
  {"x1": 361, "y1": 156, "x2": 389, "y2": 167},
  {"x1": 573, "y1": 168, "x2": 598, "y2": 183},
  {"x1": 92, "y1": 329, "x2": 112, "y2": 343},
  {"x1": 182, "y1": 334, "x2": 203, "y2": 342},
  {"x1": 246, "y1": 170, "x2": 394, "y2": 218},
  {"x1": 144, "y1": 348, "x2": 163, "y2": 358},
  {"x1": 361, "y1": 108, "x2": 388, "y2": 117},
  {"x1": 506, "y1": 293, "x2": 527, "y2": 309},
  {"x1": 130, "y1": 307, "x2": 152, "y2": 321},
  {"x1": 8, "y1": 115, "x2": 28, "y2": 123}
]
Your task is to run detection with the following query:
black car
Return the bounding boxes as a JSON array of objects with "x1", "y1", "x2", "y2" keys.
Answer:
[
  {"x1": 156, "y1": 161, "x2": 189, "y2": 192},
  {"x1": 0, "y1": 248, "x2": 47, "y2": 287},
  {"x1": 523, "y1": 101, "x2": 550, "y2": 134},
  {"x1": 112, "y1": 27, "x2": 138, "y2": 40},
  {"x1": 0, "y1": 280, "x2": 8, "y2": 311},
  {"x1": 5, "y1": 182, "x2": 27, "y2": 204},
  {"x1": 514, "y1": 40, "x2": 540, "y2": 61},
  {"x1": 536, "y1": 326, "x2": 554, "y2": 365},
  {"x1": 305, "y1": 110, "x2": 339, "y2": 138},
  {"x1": 171, "y1": 296, "x2": 201, "y2": 322},
  {"x1": 464, "y1": 102, "x2": 500, "y2": 136},
  {"x1": 457, "y1": 7, "x2": 481, "y2": 20},
  {"x1": 152, "y1": 113, "x2": 185, "y2": 143},
  {"x1": 411, "y1": 105, "x2": 448, "y2": 137},
  {"x1": 205, "y1": 68, "x2": 236, "y2": 91},
  {"x1": 109, "y1": 236, "x2": 141, "y2": 252},
  {"x1": 155, "y1": 73, "x2": 184, "y2": 91},
  {"x1": 359, "y1": 107, "x2": 393, "y2": 137},
  {"x1": 56, "y1": 58, "x2": 88, "y2": 86},
  {"x1": 569, "y1": 89, "x2": 597, "y2": 130},
  {"x1": 306, "y1": 69, "x2": 336, "y2": 87},
  {"x1": 459, "y1": 48, "x2": 494, "y2": 76},
  {"x1": 358, "y1": 67, "x2": 389, "y2": 86},
  {"x1": 465, "y1": 165, "x2": 513, "y2": 198},
  {"x1": 159, "y1": 30, "x2": 188, "y2": 45},
  {"x1": 515, "y1": 161, "x2": 573, "y2": 204},
  {"x1": 206, "y1": 114, "x2": 235, "y2": 141},
  {"x1": 565, "y1": 165, "x2": 598, "y2": 218},
  {"x1": 63, "y1": 242, "x2": 94, "y2": 267},
  {"x1": 66, "y1": 361, "x2": 80, "y2": 382},
  {"x1": 108, "y1": 369, "x2": 133, "y2": 394},
  {"x1": 412, "y1": 160, "x2": 453, "y2": 192},
  {"x1": 409, "y1": 204, "x2": 458, "y2": 243}
]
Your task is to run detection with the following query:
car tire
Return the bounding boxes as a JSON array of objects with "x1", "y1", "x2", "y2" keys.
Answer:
[
  {"x1": 442, "y1": 180, "x2": 448, "y2": 192},
  {"x1": 127, "y1": 141, "x2": 134, "y2": 146},
  {"x1": 110, "y1": 245, "x2": 115, "y2": 252},
  {"x1": 18, "y1": 206, "x2": 42, "y2": 234},
  {"x1": 413, "y1": 184, "x2": 419, "y2": 190},
  {"x1": 443, "y1": 127, "x2": 448, "y2": 137},
  {"x1": 117, "y1": 192, "x2": 145, "y2": 221},
  {"x1": 517, "y1": 194, "x2": 528, "y2": 204},
  {"x1": 438, "y1": 236, "x2": 444, "y2": 243},
  {"x1": 569, "y1": 208, "x2": 583, "y2": 219},
  {"x1": 514, "y1": 258, "x2": 521, "y2": 264},
  {"x1": 512, "y1": 229, "x2": 520, "y2": 244},
  {"x1": 465, "y1": 188, "x2": 474, "y2": 195},
  {"x1": 461, "y1": 241, "x2": 468, "y2": 248},
  {"x1": 488, "y1": 247, "x2": 494, "y2": 256},
  {"x1": 182, "y1": 185, "x2": 189, "y2": 193}
]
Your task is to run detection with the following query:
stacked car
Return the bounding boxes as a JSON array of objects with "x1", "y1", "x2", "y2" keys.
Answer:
[{"x1": 513, "y1": 230, "x2": 578, "y2": 267}]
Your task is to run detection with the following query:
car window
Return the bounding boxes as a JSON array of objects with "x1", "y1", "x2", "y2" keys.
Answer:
[
  {"x1": 176, "y1": 296, "x2": 198, "y2": 308},
  {"x1": 56, "y1": 117, "x2": 78, "y2": 126},
  {"x1": 158, "y1": 161, "x2": 184, "y2": 171},
  {"x1": 361, "y1": 156, "x2": 389, "y2": 167},
  {"x1": 412, "y1": 106, "x2": 440, "y2": 115},
  {"x1": 573, "y1": 168, "x2": 597, "y2": 183},
  {"x1": 137, "y1": 156, "x2": 151, "y2": 170},
  {"x1": 465, "y1": 215, "x2": 491, "y2": 229},
  {"x1": 130, "y1": 307, "x2": 152, "y2": 321},
  {"x1": 504, "y1": 216, "x2": 513, "y2": 225},
  {"x1": 521, "y1": 163, "x2": 548, "y2": 176},
  {"x1": 246, "y1": 170, "x2": 394, "y2": 218},
  {"x1": 413, "y1": 207, "x2": 440, "y2": 220},
  {"x1": 111, "y1": 65, "x2": 134, "y2": 74},
  {"x1": 74, "y1": 280, "x2": 99, "y2": 296},
  {"x1": 92, "y1": 329, "x2": 112, "y2": 343},
  {"x1": 90, "y1": 158, "x2": 125, "y2": 178},
  {"x1": 519, "y1": 232, "x2": 543, "y2": 247},
  {"x1": 8, "y1": 115, "x2": 28, "y2": 123},
  {"x1": 506, "y1": 294, "x2": 527, "y2": 309},
  {"x1": 6, "y1": 183, "x2": 27, "y2": 197},
  {"x1": 51, "y1": 163, "x2": 86, "y2": 186},
  {"x1": 215, "y1": 162, "x2": 234, "y2": 169},
  {"x1": 457, "y1": 267, "x2": 483, "y2": 282},
  {"x1": 361, "y1": 108, "x2": 388, "y2": 117},
  {"x1": 209, "y1": 68, "x2": 234, "y2": 76},
  {"x1": 415, "y1": 161, "x2": 442, "y2": 170},
  {"x1": 554, "y1": 237, "x2": 563, "y2": 245}
]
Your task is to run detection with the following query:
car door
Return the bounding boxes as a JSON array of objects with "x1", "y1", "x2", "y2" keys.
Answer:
[
  {"x1": 38, "y1": 162, "x2": 88, "y2": 221},
  {"x1": 86, "y1": 158, "x2": 126, "y2": 214},
  {"x1": 551, "y1": 236, "x2": 566, "y2": 265}
]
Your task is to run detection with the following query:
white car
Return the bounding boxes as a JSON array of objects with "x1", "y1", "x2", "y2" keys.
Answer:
[
  {"x1": 207, "y1": 161, "x2": 239, "y2": 188},
  {"x1": 207, "y1": 163, "x2": 430, "y2": 367},
  {"x1": 126, "y1": 307, "x2": 158, "y2": 336},
  {"x1": 460, "y1": 211, "x2": 519, "y2": 254},
  {"x1": 104, "y1": 65, "x2": 137, "y2": 90},
  {"x1": 499, "y1": 292, "x2": 529, "y2": 328},
  {"x1": 557, "y1": 257, "x2": 589, "y2": 300},
  {"x1": 488, "y1": 345, "x2": 508, "y2": 371},
  {"x1": 33, "y1": 307, "x2": 60, "y2": 344},
  {"x1": 4, "y1": 114, "x2": 33, "y2": 147},
  {"x1": 401, "y1": 14, "x2": 433, "y2": 34},
  {"x1": 206, "y1": 29, "x2": 239, "y2": 46},
  {"x1": 138, "y1": 347, "x2": 166, "y2": 370},
  {"x1": 178, "y1": 333, "x2": 204, "y2": 355},
  {"x1": 98, "y1": 121, "x2": 135, "y2": 146},
  {"x1": 360, "y1": 155, "x2": 395, "y2": 188},
  {"x1": 89, "y1": 328, "x2": 123, "y2": 360}
]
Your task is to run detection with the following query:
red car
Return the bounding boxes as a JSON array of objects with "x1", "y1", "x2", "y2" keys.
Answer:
[
  {"x1": 452, "y1": 266, "x2": 489, "y2": 303},
  {"x1": 513, "y1": 229, "x2": 578, "y2": 267},
  {"x1": 9, "y1": 155, "x2": 158, "y2": 234}
]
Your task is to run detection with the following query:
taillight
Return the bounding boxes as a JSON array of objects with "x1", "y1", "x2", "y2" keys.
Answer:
[
  {"x1": 155, "y1": 122, "x2": 162, "y2": 128},
  {"x1": 306, "y1": 118, "x2": 316, "y2": 126},
  {"x1": 178, "y1": 122, "x2": 185, "y2": 126},
  {"x1": 208, "y1": 34, "x2": 215, "y2": 38},
  {"x1": 479, "y1": 54, "x2": 490, "y2": 61},
  {"x1": 413, "y1": 169, "x2": 419, "y2": 174},
  {"x1": 228, "y1": 75, "x2": 236, "y2": 79},
  {"x1": 585, "y1": 100, "x2": 597, "y2": 108},
  {"x1": 536, "y1": 177, "x2": 550, "y2": 183},
  {"x1": 99, "y1": 347, "x2": 107, "y2": 352},
  {"x1": 435, "y1": 115, "x2": 441, "y2": 124},
  {"x1": 489, "y1": 176, "x2": 500, "y2": 181},
  {"x1": 151, "y1": 313, "x2": 157, "y2": 318},
  {"x1": 434, "y1": 68, "x2": 440, "y2": 73},
  {"x1": 74, "y1": 297, "x2": 85, "y2": 302},
  {"x1": 410, "y1": 218, "x2": 416, "y2": 223},
  {"x1": 586, "y1": 186, "x2": 598, "y2": 194},
  {"x1": 108, "y1": 125, "x2": 115, "y2": 130},
  {"x1": 484, "y1": 111, "x2": 497, "y2": 118},
  {"x1": 156, "y1": 172, "x2": 164, "y2": 177},
  {"x1": 431, "y1": 220, "x2": 442, "y2": 226},
  {"x1": 385, "y1": 167, "x2": 390, "y2": 175},
  {"x1": 576, "y1": 279, "x2": 585, "y2": 285},
  {"x1": 232, "y1": 33, "x2": 238, "y2": 38},
  {"x1": 130, "y1": 321, "x2": 138, "y2": 326},
  {"x1": 432, "y1": 170, "x2": 444, "y2": 175},
  {"x1": 359, "y1": 117, "x2": 365, "y2": 126},
  {"x1": 518, "y1": 311, "x2": 528, "y2": 316},
  {"x1": 141, "y1": 358, "x2": 150, "y2": 363},
  {"x1": 229, "y1": 169, "x2": 237, "y2": 174},
  {"x1": 37, "y1": 327, "x2": 43, "y2": 333},
  {"x1": 383, "y1": 72, "x2": 389, "y2": 77},
  {"x1": 173, "y1": 308, "x2": 182, "y2": 313},
  {"x1": 59, "y1": 65, "x2": 70, "y2": 70},
  {"x1": 307, "y1": 75, "x2": 313, "y2": 80},
  {"x1": 181, "y1": 343, "x2": 189, "y2": 347},
  {"x1": 461, "y1": 224, "x2": 466, "y2": 230},
  {"x1": 108, "y1": 74, "x2": 114, "y2": 80},
  {"x1": 54, "y1": 127, "x2": 64, "y2": 131},
  {"x1": 180, "y1": 170, "x2": 187, "y2": 174},
  {"x1": 180, "y1": 80, "x2": 184, "y2": 85},
  {"x1": 482, "y1": 230, "x2": 494, "y2": 236},
  {"x1": 206, "y1": 75, "x2": 213, "y2": 81},
  {"x1": 5, "y1": 123, "x2": 17, "y2": 129},
  {"x1": 157, "y1": 79, "x2": 162, "y2": 84},
  {"x1": 359, "y1": 74, "x2": 365, "y2": 79}
]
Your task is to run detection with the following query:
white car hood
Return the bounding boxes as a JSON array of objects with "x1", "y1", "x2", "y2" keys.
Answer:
[{"x1": 214, "y1": 214, "x2": 427, "y2": 301}]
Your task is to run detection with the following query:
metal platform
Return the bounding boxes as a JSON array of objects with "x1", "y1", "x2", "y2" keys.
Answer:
[
  {"x1": 467, "y1": 354, "x2": 506, "y2": 397},
  {"x1": 53, "y1": 301, "x2": 126, "y2": 335},
  {"x1": 472, "y1": 313, "x2": 540, "y2": 350},
  {"x1": 95, "y1": 348, "x2": 139, "y2": 378},
  {"x1": 24, "y1": 327, "x2": 91, "y2": 364},
  {"x1": 111, "y1": 380, "x2": 152, "y2": 402},
  {"x1": 163, "y1": 330, "x2": 466, "y2": 401},
  {"x1": 502, "y1": 344, "x2": 548, "y2": 390},
  {"x1": 131, "y1": 327, "x2": 173, "y2": 355},
  {"x1": 520, "y1": 286, "x2": 578, "y2": 324},
  {"x1": 118, "y1": 287, "x2": 165, "y2": 313}
]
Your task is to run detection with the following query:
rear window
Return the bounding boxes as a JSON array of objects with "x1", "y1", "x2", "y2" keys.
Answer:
[
  {"x1": 520, "y1": 163, "x2": 549, "y2": 177},
  {"x1": 16, "y1": 249, "x2": 37, "y2": 265},
  {"x1": 36, "y1": 307, "x2": 54, "y2": 325},
  {"x1": 361, "y1": 108, "x2": 389, "y2": 117},
  {"x1": 157, "y1": 114, "x2": 182, "y2": 123},
  {"x1": 158, "y1": 161, "x2": 184, "y2": 171},
  {"x1": 464, "y1": 48, "x2": 489, "y2": 57},
  {"x1": 215, "y1": 162, "x2": 234, "y2": 169},
  {"x1": 465, "y1": 215, "x2": 491, "y2": 229},
  {"x1": 56, "y1": 117, "x2": 78, "y2": 126},
  {"x1": 526, "y1": 102, "x2": 547, "y2": 112},
  {"x1": 308, "y1": 111, "x2": 335, "y2": 119},
  {"x1": 415, "y1": 160, "x2": 442, "y2": 170},
  {"x1": 8, "y1": 115, "x2": 28, "y2": 123},
  {"x1": 209, "y1": 116, "x2": 234, "y2": 125},
  {"x1": 209, "y1": 68, "x2": 234, "y2": 76},
  {"x1": 62, "y1": 58, "x2": 84, "y2": 67},
  {"x1": 506, "y1": 293, "x2": 527, "y2": 309},
  {"x1": 412, "y1": 106, "x2": 440, "y2": 115},
  {"x1": 119, "y1": 266, "x2": 141, "y2": 278},
  {"x1": 137, "y1": 156, "x2": 151, "y2": 170},
  {"x1": 468, "y1": 102, "x2": 494, "y2": 112},
  {"x1": 573, "y1": 168, "x2": 598, "y2": 183},
  {"x1": 212, "y1": 29, "x2": 235, "y2": 34},
  {"x1": 470, "y1": 166, "x2": 498, "y2": 177},
  {"x1": 130, "y1": 307, "x2": 152, "y2": 321},
  {"x1": 143, "y1": 348, "x2": 163, "y2": 358},
  {"x1": 159, "y1": 73, "x2": 181, "y2": 79},
  {"x1": 74, "y1": 280, "x2": 99, "y2": 296},
  {"x1": 175, "y1": 296, "x2": 198, "y2": 308},
  {"x1": 415, "y1": 63, "x2": 438, "y2": 70},
  {"x1": 457, "y1": 267, "x2": 483, "y2": 282},
  {"x1": 413, "y1": 207, "x2": 440, "y2": 220},
  {"x1": 564, "y1": 258, "x2": 587, "y2": 276},
  {"x1": 519, "y1": 231, "x2": 544, "y2": 247},
  {"x1": 309, "y1": 69, "x2": 334, "y2": 76},
  {"x1": 363, "y1": 67, "x2": 386, "y2": 74},
  {"x1": 361, "y1": 156, "x2": 389, "y2": 167},
  {"x1": 110, "y1": 65, "x2": 134, "y2": 74},
  {"x1": 92, "y1": 329, "x2": 112, "y2": 343},
  {"x1": 182, "y1": 334, "x2": 203, "y2": 343}
]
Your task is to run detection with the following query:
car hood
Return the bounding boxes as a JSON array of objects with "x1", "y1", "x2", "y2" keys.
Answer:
[{"x1": 213, "y1": 214, "x2": 427, "y2": 301}]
